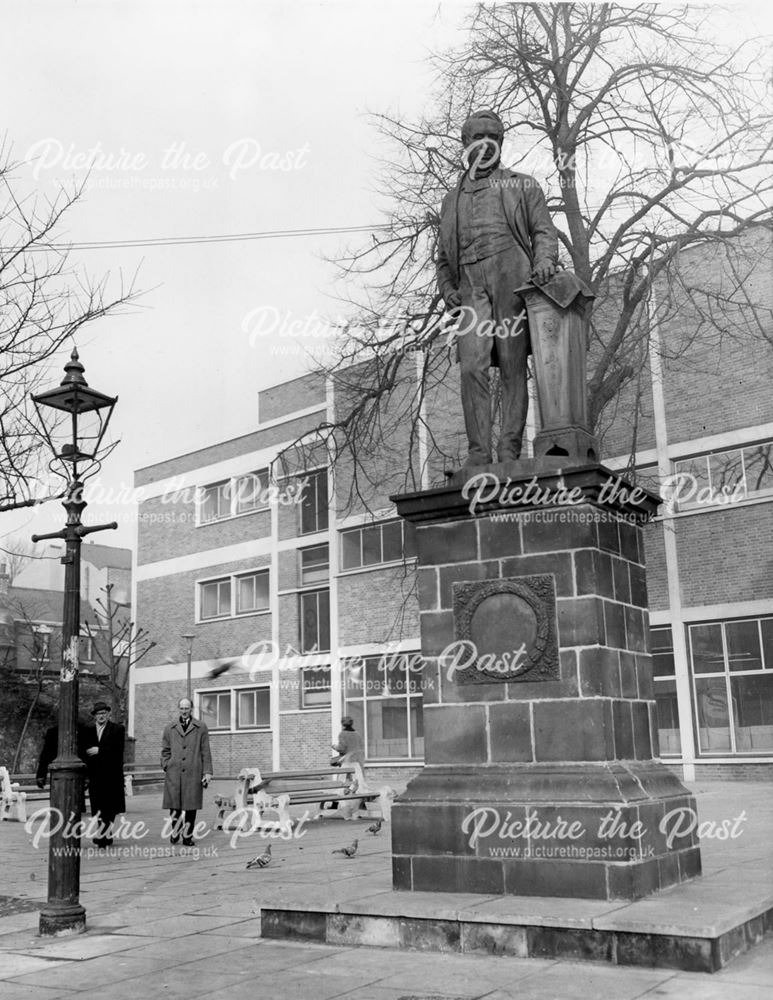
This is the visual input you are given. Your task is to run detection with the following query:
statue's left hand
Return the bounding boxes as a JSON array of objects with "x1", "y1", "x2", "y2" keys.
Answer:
[{"x1": 532, "y1": 260, "x2": 556, "y2": 285}]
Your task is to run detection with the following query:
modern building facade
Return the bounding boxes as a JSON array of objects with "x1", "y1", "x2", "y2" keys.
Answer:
[{"x1": 130, "y1": 228, "x2": 773, "y2": 781}]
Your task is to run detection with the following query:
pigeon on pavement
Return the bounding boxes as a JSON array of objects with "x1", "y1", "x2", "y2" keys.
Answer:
[
  {"x1": 246, "y1": 844, "x2": 272, "y2": 869},
  {"x1": 366, "y1": 819, "x2": 383, "y2": 835},
  {"x1": 332, "y1": 838, "x2": 358, "y2": 858}
]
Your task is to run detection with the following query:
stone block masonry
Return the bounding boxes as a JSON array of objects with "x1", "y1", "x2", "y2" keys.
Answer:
[{"x1": 390, "y1": 462, "x2": 702, "y2": 901}]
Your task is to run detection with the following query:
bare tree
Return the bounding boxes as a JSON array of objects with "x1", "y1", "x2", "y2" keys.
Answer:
[
  {"x1": 281, "y1": 4, "x2": 773, "y2": 508},
  {"x1": 82, "y1": 583, "x2": 155, "y2": 723},
  {"x1": 1, "y1": 534, "x2": 37, "y2": 583},
  {"x1": 0, "y1": 141, "x2": 138, "y2": 512}
]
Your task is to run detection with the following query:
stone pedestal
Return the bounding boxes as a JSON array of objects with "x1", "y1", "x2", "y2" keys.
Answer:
[{"x1": 391, "y1": 462, "x2": 701, "y2": 901}]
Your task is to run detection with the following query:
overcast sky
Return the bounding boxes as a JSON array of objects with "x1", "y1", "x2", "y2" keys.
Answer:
[{"x1": 1, "y1": 0, "x2": 771, "y2": 553}]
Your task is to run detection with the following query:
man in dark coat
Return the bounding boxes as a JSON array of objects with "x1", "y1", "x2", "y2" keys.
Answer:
[
  {"x1": 161, "y1": 698, "x2": 213, "y2": 846},
  {"x1": 83, "y1": 701, "x2": 126, "y2": 848},
  {"x1": 436, "y1": 109, "x2": 558, "y2": 468}
]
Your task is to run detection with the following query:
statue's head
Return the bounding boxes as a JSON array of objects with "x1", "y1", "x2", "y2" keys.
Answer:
[{"x1": 461, "y1": 109, "x2": 504, "y2": 175}]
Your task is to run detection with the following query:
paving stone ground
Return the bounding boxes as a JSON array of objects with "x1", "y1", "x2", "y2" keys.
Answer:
[{"x1": 0, "y1": 779, "x2": 771, "y2": 999}]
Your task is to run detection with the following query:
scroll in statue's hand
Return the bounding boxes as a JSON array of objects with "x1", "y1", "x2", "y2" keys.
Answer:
[{"x1": 444, "y1": 289, "x2": 462, "y2": 310}]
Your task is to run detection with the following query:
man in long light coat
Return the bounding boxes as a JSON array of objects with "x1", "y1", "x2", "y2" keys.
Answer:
[{"x1": 161, "y1": 698, "x2": 213, "y2": 846}]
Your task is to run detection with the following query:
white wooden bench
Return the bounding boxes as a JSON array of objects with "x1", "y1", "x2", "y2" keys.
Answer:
[
  {"x1": 0, "y1": 766, "x2": 28, "y2": 822},
  {"x1": 219, "y1": 763, "x2": 394, "y2": 834}
]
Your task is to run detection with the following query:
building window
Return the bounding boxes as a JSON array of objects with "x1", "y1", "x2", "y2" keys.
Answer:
[
  {"x1": 301, "y1": 665, "x2": 331, "y2": 708},
  {"x1": 235, "y1": 571, "x2": 269, "y2": 615},
  {"x1": 200, "y1": 480, "x2": 231, "y2": 523},
  {"x1": 234, "y1": 471, "x2": 269, "y2": 515},
  {"x1": 199, "y1": 687, "x2": 270, "y2": 731},
  {"x1": 342, "y1": 653, "x2": 424, "y2": 760},
  {"x1": 340, "y1": 519, "x2": 417, "y2": 571},
  {"x1": 199, "y1": 690, "x2": 231, "y2": 730},
  {"x1": 199, "y1": 469, "x2": 269, "y2": 523},
  {"x1": 236, "y1": 688, "x2": 270, "y2": 729},
  {"x1": 689, "y1": 617, "x2": 773, "y2": 754},
  {"x1": 299, "y1": 589, "x2": 330, "y2": 653},
  {"x1": 672, "y1": 441, "x2": 773, "y2": 511},
  {"x1": 79, "y1": 633, "x2": 95, "y2": 664},
  {"x1": 198, "y1": 569, "x2": 269, "y2": 621},
  {"x1": 200, "y1": 578, "x2": 231, "y2": 620},
  {"x1": 299, "y1": 469, "x2": 328, "y2": 535},
  {"x1": 650, "y1": 626, "x2": 681, "y2": 756},
  {"x1": 300, "y1": 544, "x2": 329, "y2": 586}
]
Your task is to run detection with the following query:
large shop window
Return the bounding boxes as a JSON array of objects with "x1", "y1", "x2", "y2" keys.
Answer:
[
  {"x1": 340, "y1": 519, "x2": 417, "y2": 571},
  {"x1": 689, "y1": 617, "x2": 773, "y2": 754},
  {"x1": 199, "y1": 687, "x2": 270, "y2": 731},
  {"x1": 299, "y1": 469, "x2": 328, "y2": 535},
  {"x1": 342, "y1": 654, "x2": 424, "y2": 760},
  {"x1": 650, "y1": 626, "x2": 681, "y2": 756}
]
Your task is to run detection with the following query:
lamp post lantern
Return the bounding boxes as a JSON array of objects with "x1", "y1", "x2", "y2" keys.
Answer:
[
  {"x1": 31, "y1": 348, "x2": 118, "y2": 936},
  {"x1": 182, "y1": 633, "x2": 195, "y2": 701}
]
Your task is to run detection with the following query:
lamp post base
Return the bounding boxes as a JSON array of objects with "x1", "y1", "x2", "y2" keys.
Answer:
[{"x1": 39, "y1": 903, "x2": 86, "y2": 937}]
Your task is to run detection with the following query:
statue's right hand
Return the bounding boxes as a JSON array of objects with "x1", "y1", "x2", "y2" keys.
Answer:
[{"x1": 444, "y1": 289, "x2": 462, "y2": 309}]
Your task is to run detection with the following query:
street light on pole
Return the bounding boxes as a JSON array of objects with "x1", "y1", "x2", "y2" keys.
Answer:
[
  {"x1": 31, "y1": 348, "x2": 118, "y2": 937},
  {"x1": 182, "y1": 633, "x2": 195, "y2": 701}
]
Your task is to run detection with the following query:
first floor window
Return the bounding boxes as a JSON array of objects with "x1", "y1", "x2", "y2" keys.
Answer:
[
  {"x1": 236, "y1": 571, "x2": 269, "y2": 615},
  {"x1": 301, "y1": 665, "x2": 332, "y2": 708},
  {"x1": 237, "y1": 688, "x2": 270, "y2": 729},
  {"x1": 689, "y1": 616, "x2": 773, "y2": 754},
  {"x1": 200, "y1": 690, "x2": 231, "y2": 730},
  {"x1": 199, "y1": 687, "x2": 270, "y2": 731},
  {"x1": 299, "y1": 589, "x2": 330, "y2": 653},
  {"x1": 342, "y1": 653, "x2": 423, "y2": 760},
  {"x1": 200, "y1": 578, "x2": 231, "y2": 620}
]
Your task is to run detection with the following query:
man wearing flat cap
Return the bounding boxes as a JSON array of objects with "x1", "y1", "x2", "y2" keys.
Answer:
[
  {"x1": 437, "y1": 109, "x2": 558, "y2": 468},
  {"x1": 84, "y1": 701, "x2": 125, "y2": 848}
]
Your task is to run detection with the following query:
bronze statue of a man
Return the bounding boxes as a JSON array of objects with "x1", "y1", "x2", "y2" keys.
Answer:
[{"x1": 436, "y1": 109, "x2": 558, "y2": 467}]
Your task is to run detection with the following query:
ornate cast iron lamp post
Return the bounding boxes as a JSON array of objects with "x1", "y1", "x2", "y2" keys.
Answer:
[{"x1": 31, "y1": 348, "x2": 118, "y2": 936}]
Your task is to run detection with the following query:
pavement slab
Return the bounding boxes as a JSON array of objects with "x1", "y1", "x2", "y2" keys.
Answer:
[{"x1": 0, "y1": 780, "x2": 770, "y2": 997}]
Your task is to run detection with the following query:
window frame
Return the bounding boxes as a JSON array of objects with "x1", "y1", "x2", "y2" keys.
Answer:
[
  {"x1": 197, "y1": 468, "x2": 270, "y2": 525},
  {"x1": 197, "y1": 568, "x2": 270, "y2": 622},
  {"x1": 300, "y1": 665, "x2": 332, "y2": 709},
  {"x1": 342, "y1": 652, "x2": 424, "y2": 762},
  {"x1": 339, "y1": 519, "x2": 417, "y2": 573},
  {"x1": 688, "y1": 615, "x2": 773, "y2": 756},
  {"x1": 197, "y1": 685, "x2": 271, "y2": 732},
  {"x1": 298, "y1": 588, "x2": 330, "y2": 653},
  {"x1": 299, "y1": 468, "x2": 329, "y2": 536}
]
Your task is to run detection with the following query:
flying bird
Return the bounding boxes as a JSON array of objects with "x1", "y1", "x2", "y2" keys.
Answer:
[
  {"x1": 332, "y1": 838, "x2": 358, "y2": 858},
  {"x1": 366, "y1": 819, "x2": 383, "y2": 835},
  {"x1": 246, "y1": 844, "x2": 272, "y2": 869},
  {"x1": 208, "y1": 660, "x2": 238, "y2": 679}
]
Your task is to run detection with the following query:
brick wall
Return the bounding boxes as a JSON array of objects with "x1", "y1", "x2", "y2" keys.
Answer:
[
  {"x1": 137, "y1": 498, "x2": 270, "y2": 566},
  {"x1": 258, "y1": 371, "x2": 326, "y2": 423},
  {"x1": 277, "y1": 711, "x2": 330, "y2": 769},
  {"x1": 642, "y1": 522, "x2": 669, "y2": 612},
  {"x1": 675, "y1": 505, "x2": 773, "y2": 607},
  {"x1": 337, "y1": 565, "x2": 420, "y2": 646},
  {"x1": 135, "y1": 555, "x2": 272, "y2": 663}
]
